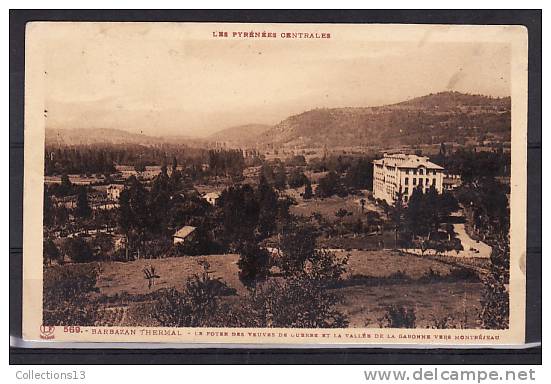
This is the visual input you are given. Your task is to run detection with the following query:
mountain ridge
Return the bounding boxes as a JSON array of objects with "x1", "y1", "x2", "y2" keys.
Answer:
[
  {"x1": 46, "y1": 92, "x2": 511, "y2": 148},
  {"x1": 257, "y1": 91, "x2": 511, "y2": 148},
  {"x1": 208, "y1": 124, "x2": 272, "y2": 144}
]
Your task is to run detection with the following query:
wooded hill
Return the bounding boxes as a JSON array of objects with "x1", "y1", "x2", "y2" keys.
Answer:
[{"x1": 256, "y1": 92, "x2": 511, "y2": 148}]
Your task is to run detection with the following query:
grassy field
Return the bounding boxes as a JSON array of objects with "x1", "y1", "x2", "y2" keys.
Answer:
[
  {"x1": 45, "y1": 250, "x2": 484, "y2": 328},
  {"x1": 341, "y1": 250, "x2": 453, "y2": 278},
  {"x1": 96, "y1": 254, "x2": 246, "y2": 297},
  {"x1": 336, "y1": 281, "x2": 482, "y2": 328},
  {"x1": 289, "y1": 195, "x2": 381, "y2": 224}
]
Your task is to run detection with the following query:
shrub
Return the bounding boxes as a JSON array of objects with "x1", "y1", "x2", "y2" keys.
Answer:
[
  {"x1": 278, "y1": 221, "x2": 348, "y2": 283},
  {"x1": 430, "y1": 315, "x2": 455, "y2": 329},
  {"x1": 43, "y1": 264, "x2": 100, "y2": 326},
  {"x1": 62, "y1": 236, "x2": 95, "y2": 263},
  {"x1": 278, "y1": 223, "x2": 317, "y2": 276},
  {"x1": 418, "y1": 267, "x2": 479, "y2": 283},
  {"x1": 153, "y1": 257, "x2": 349, "y2": 328},
  {"x1": 288, "y1": 169, "x2": 308, "y2": 188},
  {"x1": 154, "y1": 261, "x2": 234, "y2": 327},
  {"x1": 91, "y1": 233, "x2": 115, "y2": 260},
  {"x1": 429, "y1": 314, "x2": 468, "y2": 329},
  {"x1": 43, "y1": 238, "x2": 62, "y2": 266},
  {"x1": 306, "y1": 249, "x2": 348, "y2": 284},
  {"x1": 236, "y1": 241, "x2": 271, "y2": 287},
  {"x1": 315, "y1": 171, "x2": 344, "y2": 198},
  {"x1": 380, "y1": 305, "x2": 416, "y2": 328},
  {"x1": 231, "y1": 275, "x2": 349, "y2": 328},
  {"x1": 335, "y1": 208, "x2": 351, "y2": 219},
  {"x1": 303, "y1": 180, "x2": 313, "y2": 199},
  {"x1": 480, "y1": 244, "x2": 509, "y2": 329},
  {"x1": 448, "y1": 267, "x2": 480, "y2": 282},
  {"x1": 388, "y1": 270, "x2": 409, "y2": 280},
  {"x1": 418, "y1": 267, "x2": 442, "y2": 282}
]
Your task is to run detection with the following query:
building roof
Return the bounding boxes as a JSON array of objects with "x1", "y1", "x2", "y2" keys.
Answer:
[
  {"x1": 173, "y1": 226, "x2": 196, "y2": 239},
  {"x1": 443, "y1": 177, "x2": 462, "y2": 186},
  {"x1": 398, "y1": 159, "x2": 444, "y2": 170},
  {"x1": 203, "y1": 191, "x2": 221, "y2": 199},
  {"x1": 373, "y1": 154, "x2": 444, "y2": 170}
]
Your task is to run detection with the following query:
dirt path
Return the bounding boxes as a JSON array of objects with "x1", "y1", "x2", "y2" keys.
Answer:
[{"x1": 452, "y1": 223, "x2": 492, "y2": 258}]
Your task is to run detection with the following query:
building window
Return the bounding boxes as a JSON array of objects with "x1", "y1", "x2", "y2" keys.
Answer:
[
  {"x1": 404, "y1": 187, "x2": 409, "y2": 194},
  {"x1": 413, "y1": 178, "x2": 417, "y2": 185},
  {"x1": 413, "y1": 169, "x2": 417, "y2": 175},
  {"x1": 432, "y1": 178, "x2": 436, "y2": 186},
  {"x1": 425, "y1": 178, "x2": 429, "y2": 185},
  {"x1": 419, "y1": 168, "x2": 424, "y2": 175},
  {"x1": 405, "y1": 169, "x2": 409, "y2": 174},
  {"x1": 405, "y1": 177, "x2": 409, "y2": 185}
]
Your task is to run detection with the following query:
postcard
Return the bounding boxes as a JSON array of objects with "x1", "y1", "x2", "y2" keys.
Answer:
[{"x1": 22, "y1": 22, "x2": 527, "y2": 345}]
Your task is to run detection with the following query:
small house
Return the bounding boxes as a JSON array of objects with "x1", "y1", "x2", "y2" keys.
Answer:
[
  {"x1": 173, "y1": 226, "x2": 197, "y2": 245},
  {"x1": 202, "y1": 191, "x2": 221, "y2": 206},
  {"x1": 107, "y1": 184, "x2": 124, "y2": 201}
]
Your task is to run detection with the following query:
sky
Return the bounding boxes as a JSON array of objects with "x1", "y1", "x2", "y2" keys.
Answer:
[{"x1": 35, "y1": 23, "x2": 512, "y2": 137}]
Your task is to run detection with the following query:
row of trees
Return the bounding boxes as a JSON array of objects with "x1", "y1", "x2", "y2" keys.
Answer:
[
  {"x1": 45, "y1": 147, "x2": 116, "y2": 176},
  {"x1": 307, "y1": 155, "x2": 374, "y2": 190},
  {"x1": 117, "y1": 161, "x2": 216, "y2": 259},
  {"x1": 45, "y1": 144, "x2": 247, "y2": 179},
  {"x1": 391, "y1": 186, "x2": 459, "y2": 241},
  {"x1": 259, "y1": 163, "x2": 287, "y2": 190},
  {"x1": 431, "y1": 146, "x2": 510, "y2": 183},
  {"x1": 207, "y1": 149, "x2": 245, "y2": 177},
  {"x1": 218, "y1": 174, "x2": 292, "y2": 248},
  {"x1": 43, "y1": 234, "x2": 116, "y2": 265},
  {"x1": 432, "y1": 146, "x2": 510, "y2": 329},
  {"x1": 375, "y1": 185, "x2": 461, "y2": 254}
]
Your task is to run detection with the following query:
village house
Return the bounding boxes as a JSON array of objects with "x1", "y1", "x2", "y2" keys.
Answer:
[
  {"x1": 88, "y1": 185, "x2": 122, "y2": 210},
  {"x1": 107, "y1": 184, "x2": 124, "y2": 201},
  {"x1": 51, "y1": 195, "x2": 77, "y2": 209},
  {"x1": 172, "y1": 226, "x2": 197, "y2": 245},
  {"x1": 443, "y1": 173, "x2": 462, "y2": 191},
  {"x1": 373, "y1": 153, "x2": 445, "y2": 205},
  {"x1": 202, "y1": 191, "x2": 221, "y2": 206}
]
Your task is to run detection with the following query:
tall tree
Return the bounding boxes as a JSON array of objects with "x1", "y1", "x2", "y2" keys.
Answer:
[
  {"x1": 75, "y1": 187, "x2": 91, "y2": 219},
  {"x1": 43, "y1": 190, "x2": 54, "y2": 228},
  {"x1": 257, "y1": 175, "x2": 278, "y2": 237},
  {"x1": 58, "y1": 173, "x2": 73, "y2": 196},
  {"x1": 43, "y1": 238, "x2": 61, "y2": 266},
  {"x1": 237, "y1": 241, "x2": 271, "y2": 288},
  {"x1": 118, "y1": 176, "x2": 150, "y2": 259},
  {"x1": 278, "y1": 222, "x2": 317, "y2": 276},
  {"x1": 303, "y1": 178, "x2": 313, "y2": 199},
  {"x1": 390, "y1": 191, "x2": 405, "y2": 248},
  {"x1": 273, "y1": 163, "x2": 287, "y2": 190},
  {"x1": 171, "y1": 156, "x2": 178, "y2": 174}
]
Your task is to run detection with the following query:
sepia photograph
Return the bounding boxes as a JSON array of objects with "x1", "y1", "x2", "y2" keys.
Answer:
[{"x1": 21, "y1": 22, "x2": 528, "y2": 345}]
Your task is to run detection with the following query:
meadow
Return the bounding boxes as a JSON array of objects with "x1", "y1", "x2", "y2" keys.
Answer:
[
  {"x1": 289, "y1": 194, "x2": 381, "y2": 224},
  {"x1": 44, "y1": 250, "x2": 484, "y2": 329}
]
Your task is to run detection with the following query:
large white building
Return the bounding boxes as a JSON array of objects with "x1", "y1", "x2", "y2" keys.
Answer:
[{"x1": 373, "y1": 153, "x2": 444, "y2": 205}]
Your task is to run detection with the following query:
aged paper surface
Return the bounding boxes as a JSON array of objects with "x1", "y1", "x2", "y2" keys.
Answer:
[{"x1": 23, "y1": 22, "x2": 527, "y2": 345}]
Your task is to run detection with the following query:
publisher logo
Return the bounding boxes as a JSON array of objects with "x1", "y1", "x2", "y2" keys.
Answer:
[{"x1": 40, "y1": 325, "x2": 55, "y2": 340}]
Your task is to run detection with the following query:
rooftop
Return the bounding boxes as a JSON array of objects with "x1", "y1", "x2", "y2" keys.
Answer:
[
  {"x1": 173, "y1": 226, "x2": 196, "y2": 239},
  {"x1": 373, "y1": 153, "x2": 444, "y2": 170},
  {"x1": 203, "y1": 191, "x2": 221, "y2": 198}
]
